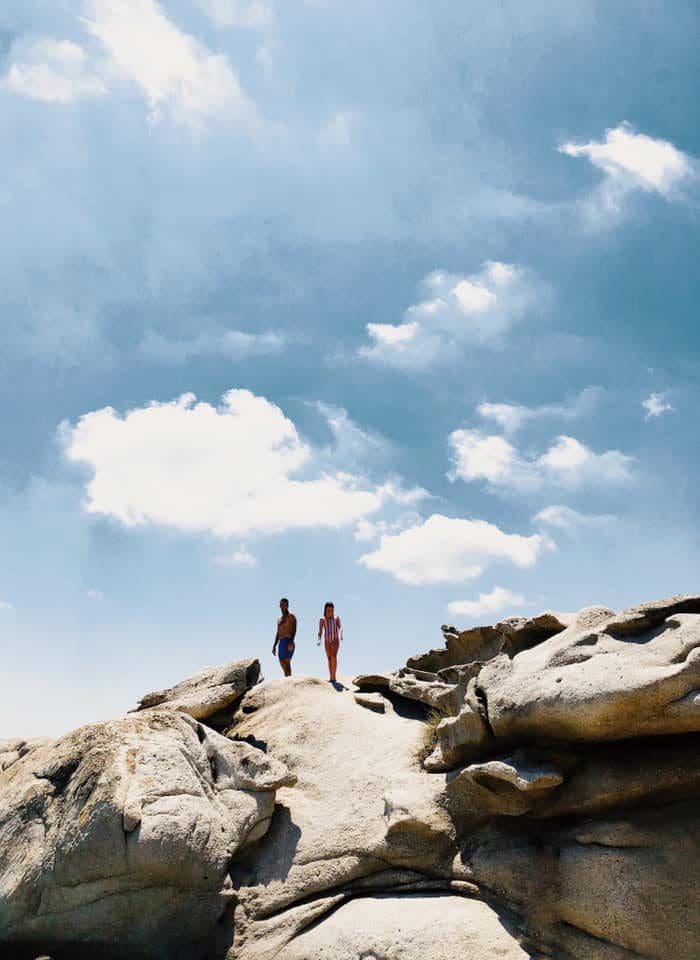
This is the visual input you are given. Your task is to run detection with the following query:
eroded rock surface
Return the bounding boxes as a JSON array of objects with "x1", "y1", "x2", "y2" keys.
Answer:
[
  {"x1": 0, "y1": 708, "x2": 291, "y2": 960},
  {"x1": 134, "y1": 657, "x2": 261, "y2": 726},
  {"x1": 1, "y1": 596, "x2": 699, "y2": 960}
]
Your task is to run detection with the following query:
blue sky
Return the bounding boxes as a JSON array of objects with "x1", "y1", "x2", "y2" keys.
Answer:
[{"x1": 1, "y1": 0, "x2": 699, "y2": 738}]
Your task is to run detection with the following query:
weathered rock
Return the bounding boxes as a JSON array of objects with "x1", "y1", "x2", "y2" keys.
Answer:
[
  {"x1": 134, "y1": 657, "x2": 260, "y2": 724},
  {"x1": 0, "y1": 710, "x2": 291, "y2": 960},
  {"x1": 447, "y1": 751, "x2": 564, "y2": 817},
  {"x1": 408, "y1": 624, "x2": 502, "y2": 673},
  {"x1": 478, "y1": 610, "x2": 700, "y2": 746},
  {"x1": 272, "y1": 894, "x2": 531, "y2": 960},
  {"x1": 227, "y1": 676, "x2": 458, "y2": 959},
  {"x1": 2, "y1": 594, "x2": 700, "y2": 960},
  {"x1": 468, "y1": 800, "x2": 700, "y2": 960},
  {"x1": 0, "y1": 738, "x2": 53, "y2": 773},
  {"x1": 353, "y1": 691, "x2": 386, "y2": 713}
]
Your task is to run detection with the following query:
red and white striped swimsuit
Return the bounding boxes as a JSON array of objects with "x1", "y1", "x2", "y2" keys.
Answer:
[{"x1": 320, "y1": 616, "x2": 342, "y2": 654}]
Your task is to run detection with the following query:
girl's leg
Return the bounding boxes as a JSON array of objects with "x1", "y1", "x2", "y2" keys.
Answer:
[{"x1": 329, "y1": 651, "x2": 337, "y2": 682}]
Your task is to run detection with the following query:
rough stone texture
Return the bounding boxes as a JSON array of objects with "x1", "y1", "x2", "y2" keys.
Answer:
[
  {"x1": 479, "y1": 609, "x2": 700, "y2": 745},
  {"x1": 1, "y1": 595, "x2": 699, "y2": 960},
  {"x1": 0, "y1": 738, "x2": 53, "y2": 773},
  {"x1": 222, "y1": 677, "x2": 532, "y2": 959},
  {"x1": 134, "y1": 657, "x2": 261, "y2": 724},
  {"x1": 0, "y1": 710, "x2": 292, "y2": 960},
  {"x1": 273, "y1": 894, "x2": 531, "y2": 960},
  {"x1": 353, "y1": 691, "x2": 386, "y2": 712}
]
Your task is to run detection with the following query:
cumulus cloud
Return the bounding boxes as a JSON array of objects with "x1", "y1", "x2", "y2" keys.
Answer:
[
  {"x1": 4, "y1": 38, "x2": 105, "y2": 103},
  {"x1": 5, "y1": 1, "x2": 252, "y2": 127},
  {"x1": 559, "y1": 122, "x2": 695, "y2": 218},
  {"x1": 63, "y1": 389, "x2": 421, "y2": 538},
  {"x1": 449, "y1": 430, "x2": 633, "y2": 493},
  {"x1": 533, "y1": 504, "x2": 616, "y2": 534},
  {"x1": 84, "y1": 0, "x2": 250, "y2": 124},
  {"x1": 643, "y1": 391, "x2": 674, "y2": 421},
  {"x1": 446, "y1": 586, "x2": 527, "y2": 619},
  {"x1": 359, "y1": 261, "x2": 541, "y2": 368},
  {"x1": 0, "y1": 601, "x2": 14, "y2": 611},
  {"x1": 359, "y1": 513, "x2": 548, "y2": 585},
  {"x1": 139, "y1": 328, "x2": 285, "y2": 364},
  {"x1": 86, "y1": 588, "x2": 105, "y2": 600},
  {"x1": 478, "y1": 386, "x2": 603, "y2": 435}
]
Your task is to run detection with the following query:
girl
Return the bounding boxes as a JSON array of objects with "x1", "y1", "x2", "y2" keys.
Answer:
[{"x1": 317, "y1": 602, "x2": 343, "y2": 683}]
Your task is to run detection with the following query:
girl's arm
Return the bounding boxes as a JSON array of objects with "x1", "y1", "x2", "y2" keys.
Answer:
[
  {"x1": 337, "y1": 617, "x2": 343, "y2": 644},
  {"x1": 317, "y1": 618, "x2": 324, "y2": 645}
]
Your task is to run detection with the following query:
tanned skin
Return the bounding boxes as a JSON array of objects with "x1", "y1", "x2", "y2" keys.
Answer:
[{"x1": 273, "y1": 598, "x2": 297, "y2": 677}]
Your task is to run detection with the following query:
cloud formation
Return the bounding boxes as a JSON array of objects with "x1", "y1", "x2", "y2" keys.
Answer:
[
  {"x1": 4, "y1": 38, "x2": 105, "y2": 104},
  {"x1": 560, "y1": 122, "x2": 694, "y2": 218},
  {"x1": 449, "y1": 430, "x2": 633, "y2": 493},
  {"x1": 446, "y1": 586, "x2": 527, "y2": 619},
  {"x1": 360, "y1": 261, "x2": 541, "y2": 368},
  {"x1": 139, "y1": 329, "x2": 285, "y2": 364},
  {"x1": 643, "y1": 391, "x2": 675, "y2": 421},
  {"x1": 4, "y1": 0, "x2": 251, "y2": 126},
  {"x1": 214, "y1": 546, "x2": 258, "y2": 566},
  {"x1": 533, "y1": 504, "x2": 616, "y2": 534},
  {"x1": 359, "y1": 513, "x2": 547, "y2": 585},
  {"x1": 63, "y1": 389, "x2": 420, "y2": 538},
  {"x1": 477, "y1": 386, "x2": 603, "y2": 435}
]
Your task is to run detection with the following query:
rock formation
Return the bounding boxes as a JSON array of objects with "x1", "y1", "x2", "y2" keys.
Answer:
[{"x1": 0, "y1": 594, "x2": 698, "y2": 959}]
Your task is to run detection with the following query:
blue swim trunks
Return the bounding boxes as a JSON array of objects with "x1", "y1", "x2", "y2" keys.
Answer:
[{"x1": 278, "y1": 637, "x2": 295, "y2": 660}]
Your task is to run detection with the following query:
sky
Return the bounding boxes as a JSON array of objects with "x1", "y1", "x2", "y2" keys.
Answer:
[{"x1": 1, "y1": 0, "x2": 699, "y2": 738}]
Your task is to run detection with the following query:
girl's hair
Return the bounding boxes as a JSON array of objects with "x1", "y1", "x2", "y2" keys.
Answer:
[{"x1": 323, "y1": 602, "x2": 334, "y2": 615}]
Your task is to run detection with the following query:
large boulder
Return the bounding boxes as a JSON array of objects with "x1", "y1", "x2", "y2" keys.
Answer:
[
  {"x1": 0, "y1": 710, "x2": 292, "y2": 960},
  {"x1": 134, "y1": 657, "x2": 261, "y2": 726},
  {"x1": 224, "y1": 676, "x2": 528, "y2": 959}
]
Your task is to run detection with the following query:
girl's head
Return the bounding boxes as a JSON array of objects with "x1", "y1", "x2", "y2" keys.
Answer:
[{"x1": 324, "y1": 602, "x2": 335, "y2": 618}]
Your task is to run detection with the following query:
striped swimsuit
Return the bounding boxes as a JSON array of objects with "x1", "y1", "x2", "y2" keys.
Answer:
[{"x1": 320, "y1": 616, "x2": 342, "y2": 655}]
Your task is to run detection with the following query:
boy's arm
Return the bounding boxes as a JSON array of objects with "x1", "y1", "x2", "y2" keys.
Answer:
[{"x1": 289, "y1": 614, "x2": 297, "y2": 641}]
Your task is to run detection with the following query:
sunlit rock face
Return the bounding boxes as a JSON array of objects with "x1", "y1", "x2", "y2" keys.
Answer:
[{"x1": 1, "y1": 597, "x2": 699, "y2": 960}]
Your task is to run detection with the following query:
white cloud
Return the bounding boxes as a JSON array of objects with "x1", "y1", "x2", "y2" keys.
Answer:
[
  {"x1": 449, "y1": 430, "x2": 633, "y2": 493},
  {"x1": 360, "y1": 261, "x2": 541, "y2": 369},
  {"x1": 353, "y1": 512, "x2": 422, "y2": 543},
  {"x1": 314, "y1": 402, "x2": 390, "y2": 467},
  {"x1": 446, "y1": 586, "x2": 527, "y2": 619},
  {"x1": 197, "y1": 0, "x2": 274, "y2": 29},
  {"x1": 214, "y1": 546, "x2": 257, "y2": 566},
  {"x1": 5, "y1": 2, "x2": 253, "y2": 127},
  {"x1": 0, "y1": 601, "x2": 14, "y2": 611},
  {"x1": 478, "y1": 386, "x2": 603, "y2": 435},
  {"x1": 86, "y1": 588, "x2": 105, "y2": 600},
  {"x1": 139, "y1": 328, "x2": 284, "y2": 364},
  {"x1": 63, "y1": 389, "x2": 418, "y2": 538},
  {"x1": 359, "y1": 513, "x2": 547, "y2": 585},
  {"x1": 4, "y1": 38, "x2": 105, "y2": 104},
  {"x1": 560, "y1": 123, "x2": 694, "y2": 217},
  {"x1": 643, "y1": 391, "x2": 674, "y2": 421},
  {"x1": 533, "y1": 504, "x2": 616, "y2": 534},
  {"x1": 84, "y1": 0, "x2": 250, "y2": 124}
]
